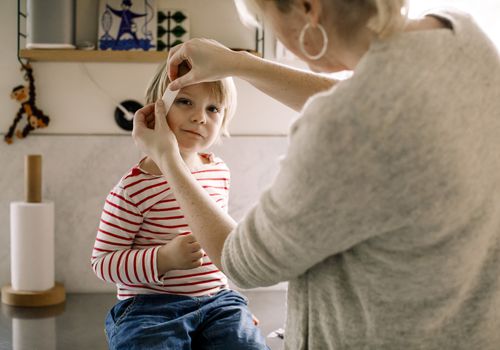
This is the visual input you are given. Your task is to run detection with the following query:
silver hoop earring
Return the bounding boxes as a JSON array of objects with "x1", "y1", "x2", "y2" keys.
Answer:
[{"x1": 299, "y1": 23, "x2": 328, "y2": 60}]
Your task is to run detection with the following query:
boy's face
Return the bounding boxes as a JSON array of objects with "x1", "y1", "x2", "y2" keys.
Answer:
[{"x1": 166, "y1": 82, "x2": 224, "y2": 153}]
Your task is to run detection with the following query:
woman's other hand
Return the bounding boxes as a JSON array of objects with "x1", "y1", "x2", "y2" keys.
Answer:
[
  {"x1": 132, "y1": 99, "x2": 179, "y2": 165},
  {"x1": 167, "y1": 38, "x2": 240, "y2": 91}
]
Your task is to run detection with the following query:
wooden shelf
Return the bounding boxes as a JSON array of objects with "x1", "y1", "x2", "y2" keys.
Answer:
[
  {"x1": 19, "y1": 48, "x2": 261, "y2": 63},
  {"x1": 19, "y1": 49, "x2": 169, "y2": 63}
]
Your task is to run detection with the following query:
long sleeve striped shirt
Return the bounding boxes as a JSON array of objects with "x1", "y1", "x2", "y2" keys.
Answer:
[{"x1": 91, "y1": 154, "x2": 230, "y2": 300}]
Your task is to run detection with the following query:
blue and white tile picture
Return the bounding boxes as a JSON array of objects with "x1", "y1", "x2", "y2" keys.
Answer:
[{"x1": 98, "y1": 0, "x2": 157, "y2": 51}]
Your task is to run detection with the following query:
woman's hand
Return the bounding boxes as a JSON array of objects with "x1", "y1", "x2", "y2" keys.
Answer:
[
  {"x1": 132, "y1": 99, "x2": 179, "y2": 166},
  {"x1": 167, "y1": 38, "x2": 241, "y2": 91}
]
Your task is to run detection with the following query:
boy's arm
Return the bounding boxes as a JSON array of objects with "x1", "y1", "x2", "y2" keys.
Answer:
[{"x1": 91, "y1": 186, "x2": 163, "y2": 285}]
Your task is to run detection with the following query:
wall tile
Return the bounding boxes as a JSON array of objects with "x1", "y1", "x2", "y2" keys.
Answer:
[{"x1": 0, "y1": 135, "x2": 288, "y2": 293}]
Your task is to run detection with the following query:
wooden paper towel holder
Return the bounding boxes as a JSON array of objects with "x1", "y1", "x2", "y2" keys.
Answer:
[
  {"x1": 2, "y1": 283, "x2": 66, "y2": 307},
  {"x1": 1, "y1": 155, "x2": 66, "y2": 307}
]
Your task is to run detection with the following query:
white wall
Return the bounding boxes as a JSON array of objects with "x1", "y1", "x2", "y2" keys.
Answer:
[
  {"x1": 1, "y1": 0, "x2": 298, "y2": 136},
  {"x1": 0, "y1": 135, "x2": 289, "y2": 293}
]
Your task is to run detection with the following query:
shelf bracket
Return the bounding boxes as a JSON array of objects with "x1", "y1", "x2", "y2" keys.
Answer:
[{"x1": 17, "y1": 0, "x2": 29, "y2": 67}]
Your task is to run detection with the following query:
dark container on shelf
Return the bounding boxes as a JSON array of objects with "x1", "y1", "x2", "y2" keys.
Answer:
[{"x1": 27, "y1": 0, "x2": 75, "y2": 49}]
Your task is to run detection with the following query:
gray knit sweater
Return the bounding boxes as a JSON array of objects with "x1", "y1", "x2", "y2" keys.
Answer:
[{"x1": 222, "y1": 10, "x2": 500, "y2": 350}]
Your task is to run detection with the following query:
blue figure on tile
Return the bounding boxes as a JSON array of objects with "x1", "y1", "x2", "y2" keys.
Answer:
[{"x1": 99, "y1": 0, "x2": 155, "y2": 51}]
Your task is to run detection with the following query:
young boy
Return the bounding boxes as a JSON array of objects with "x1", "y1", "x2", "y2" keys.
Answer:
[{"x1": 91, "y1": 61, "x2": 268, "y2": 349}]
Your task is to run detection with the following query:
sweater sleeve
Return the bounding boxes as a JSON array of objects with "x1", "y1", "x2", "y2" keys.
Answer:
[
  {"x1": 91, "y1": 185, "x2": 162, "y2": 285},
  {"x1": 221, "y1": 86, "x2": 445, "y2": 289}
]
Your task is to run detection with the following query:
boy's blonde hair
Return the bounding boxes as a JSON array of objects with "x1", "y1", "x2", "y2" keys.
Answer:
[{"x1": 145, "y1": 61, "x2": 237, "y2": 137}]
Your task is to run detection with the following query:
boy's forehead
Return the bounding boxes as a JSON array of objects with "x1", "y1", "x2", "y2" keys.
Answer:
[
  {"x1": 179, "y1": 82, "x2": 212, "y2": 93},
  {"x1": 179, "y1": 82, "x2": 222, "y2": 101}
]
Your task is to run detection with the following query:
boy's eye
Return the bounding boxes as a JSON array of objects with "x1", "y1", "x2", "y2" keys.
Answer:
[
  {"x1": 208, "y1": 105, "x2": 220, "y2": 113},
  {"x1": 175, "y1": 98, "x2": 192, "y2": 105}
]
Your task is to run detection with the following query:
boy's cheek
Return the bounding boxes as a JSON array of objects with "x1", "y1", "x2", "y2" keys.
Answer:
[{"x1": 166, "y1": 117, "x2": 175, "y2": 130}]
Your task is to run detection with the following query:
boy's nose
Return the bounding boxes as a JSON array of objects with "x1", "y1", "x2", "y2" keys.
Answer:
[{"x1": 191, "y1": 110, "x2": 207, "y2": 124}]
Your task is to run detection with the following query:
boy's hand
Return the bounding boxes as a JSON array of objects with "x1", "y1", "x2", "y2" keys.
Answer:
[{"x1": 157, "y1": 234, "x2": 203, "y2": 273}]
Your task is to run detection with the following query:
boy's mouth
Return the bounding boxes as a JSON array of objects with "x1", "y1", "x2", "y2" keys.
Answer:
[{"x1": 182, "y1": 129, "x2": 204, "y2": 138}]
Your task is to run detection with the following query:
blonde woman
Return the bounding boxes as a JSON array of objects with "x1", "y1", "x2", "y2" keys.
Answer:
[{"x1": 133, "y1": 0, "x2": 500, "y2": 349}]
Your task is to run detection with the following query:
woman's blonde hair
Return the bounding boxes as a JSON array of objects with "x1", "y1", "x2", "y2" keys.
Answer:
[
  {"x1": 234, "y1": 0, "x2": 408, "y2": 39},
  {"x1": 145, "y1": 61, "x2": 237, "y2": 137},
  {"x1": 366, "y1": 0, "x2": 408, "y2": 38}
]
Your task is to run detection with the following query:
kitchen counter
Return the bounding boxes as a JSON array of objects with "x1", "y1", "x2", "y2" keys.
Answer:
[{"x1": 0, "y1": 291, "x2": 286, "y2": 350}]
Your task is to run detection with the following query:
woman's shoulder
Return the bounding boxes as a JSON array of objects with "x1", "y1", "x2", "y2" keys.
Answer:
[
  {"x1": 424, "y1": 8, "x2": 480, "y2": 35},
  {"x1": 298, "y1": 8, "x2": 493, "y2": 126}
]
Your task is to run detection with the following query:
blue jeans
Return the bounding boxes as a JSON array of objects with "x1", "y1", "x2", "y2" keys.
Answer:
[{"x1": 105, "y1": 289, "x2": 269, "y2": 350}]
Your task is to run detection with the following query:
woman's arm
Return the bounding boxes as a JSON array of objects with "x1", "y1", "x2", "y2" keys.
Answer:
[
  {"x1": 236, "y1": 51, "x2": 336, "y2": 112},
  {"x1": 167, "y1": 39, "x2": 336, "y2": 112},
  {"x1": 157, "y1": 152, "x2": 235, "y2": 270},
  {"x1": 132, "y1": 101, "x2": 236, "y2": 270}
]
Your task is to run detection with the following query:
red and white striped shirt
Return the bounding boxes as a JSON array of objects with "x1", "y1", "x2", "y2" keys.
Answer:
[{"x1": 91, "y1": 154, "x2": 230, "y2": 300}]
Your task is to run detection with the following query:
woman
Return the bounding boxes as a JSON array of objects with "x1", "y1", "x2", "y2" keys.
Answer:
[{"x1": 133, "y1": 0, "x2": 500, "y2": 349}]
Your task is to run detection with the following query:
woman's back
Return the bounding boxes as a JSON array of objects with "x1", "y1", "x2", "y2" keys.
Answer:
[
  {"x1": 292, "y1": 9, "x2": 500, "y2": 349},
  {"x1": 222, "y1": 9, "x2": 500, "y2": 350}
]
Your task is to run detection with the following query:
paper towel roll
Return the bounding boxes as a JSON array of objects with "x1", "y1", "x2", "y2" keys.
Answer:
[{"x1": 10, "y1": 201, "x2": 55, "y2": 291}]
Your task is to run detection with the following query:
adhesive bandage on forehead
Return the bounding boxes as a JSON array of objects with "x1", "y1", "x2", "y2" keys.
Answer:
[
  {"x1": 162, "y1": 88, "x2": 178, "y2": 114},
  {"x1": 162, "y1": 61, "x2": 191, "y2": 113}
]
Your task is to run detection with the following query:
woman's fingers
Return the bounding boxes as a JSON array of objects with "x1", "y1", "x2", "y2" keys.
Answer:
[
  {"x1": 167, "y1": 44, "x2": 184, "y2": 82},
  {"x1": 132, "y1": 103, "x2": 155, "y2": 135},
  {"x1": 167, "y1": 53, "x2": 196, "y2": 91},
  {"x1": 135, "y1": 103, "x2": 155, "y2": 122},
  {"x1": 166, "y1": 38, "x2": 234, "y2": 90},
  {"x1": 168, "y1": 70, "x2": 196, "y2": 91},
  {"x1": 145, "y1": 111, "x2": 155, "y2": 129},
  {"x1": 154, "y1": 99, "x2": 168, "y2": 129},
  {"x1": 167, "y1": 41, "x2": 202, "y2": 90}
]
